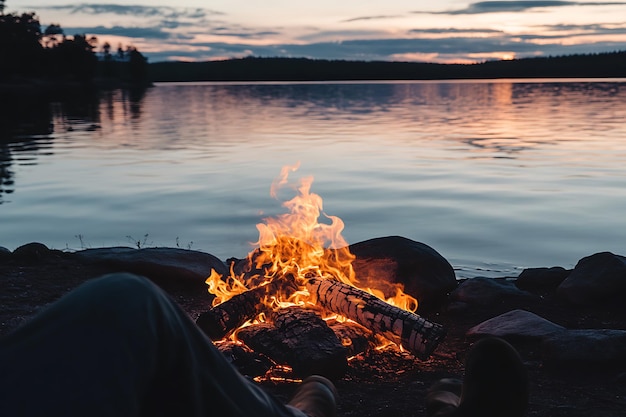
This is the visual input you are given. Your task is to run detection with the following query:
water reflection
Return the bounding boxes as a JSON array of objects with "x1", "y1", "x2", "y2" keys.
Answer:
[
  {"x1": 2, "y1": 80, "x2": 625, "y2": 201},
  {"x1": 0, "y1": 88, "x2": 148, "y2": 204},
  {"x1": 147, "y1": 80, "x2": 625, "y2": 158},
  {"x1": 0, "y1": 145, "x2": 14, "y2": 202},
  {"x1": 3, "y1": 80, "x2": 626, "y2": 205}
]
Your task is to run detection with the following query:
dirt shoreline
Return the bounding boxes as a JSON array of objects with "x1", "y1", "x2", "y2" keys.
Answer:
[{"x1": 1, "y1": 250, "x2": 625, "y2": 417}]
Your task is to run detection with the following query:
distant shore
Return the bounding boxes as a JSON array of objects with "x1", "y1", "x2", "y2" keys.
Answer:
[
  {"x1": 2, "y1": 52, "x2": 624, "y2": 91},
  {"x1": 148, "y1": 52, "x2": 626, "y2": 82}
]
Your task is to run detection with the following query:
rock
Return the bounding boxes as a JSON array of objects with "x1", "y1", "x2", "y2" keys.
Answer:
[
  {"x1": 74, "y1": 247, "x2": 229, "y2": 287},
  {"x1": 557, "y1": 252, "x2": 626, "y2": 305},
  {"x1": 467, "y1": 309, "x2": 565, "y2": 340},
  {"x1": 541, "y1": 329, "x2": 626, "y2": 372},
  {"x1": 449, "y1": 277, "x2": 535, "y2": 307},
  {"x1": 0, "y1": 246, "x2": 11, "y2": 260},
  {"x1": 12, "y1": 242, "x2": 52, "y2": 261},
  {"x1": 515, "y1": 267, "x2": 570, "y2": 293},
  {"x1": 348, "y1": 236, "x2": 457, "y2": 312}
]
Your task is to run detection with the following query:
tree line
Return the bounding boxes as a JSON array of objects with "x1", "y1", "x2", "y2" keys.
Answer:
[
  {"x1": 0, "y1": 0, "x2": 148, "y2": 86},
  {"x1": 150, "y1": 51, "x2": 626, "y2": 82}
]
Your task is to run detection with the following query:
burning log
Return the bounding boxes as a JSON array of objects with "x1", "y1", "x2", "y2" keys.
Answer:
[
  {"x1": 236, "y1": 307, "x2": 348, "y2": 379},
  {"x1": 196, "y1": 275, "x2": 297, "y2": 340},
  {"x1": 306, "y1": 277, "x2": 446, "y2": 360},
  {"x1": 328, "y1": 320, "x2": 375, "y2": 357}
]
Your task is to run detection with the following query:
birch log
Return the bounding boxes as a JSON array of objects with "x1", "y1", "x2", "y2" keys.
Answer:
[{"x1": 306, "y1": 277, "x2": 446, "y2": 360}]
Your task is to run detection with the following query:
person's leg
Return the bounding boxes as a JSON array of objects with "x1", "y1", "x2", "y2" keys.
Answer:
[
  {"x1": 427, "y1": 337, "x2": 528, "y2": 417},
  {"x1": 0, "y1": 273, "x2": 335, "y2": 417}
]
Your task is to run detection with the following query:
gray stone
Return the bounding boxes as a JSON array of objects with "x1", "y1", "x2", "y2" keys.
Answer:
[
  {"x1": 515, "y1": 267, "x2": 570, "y2": 292},
  {"x1": 75, "y1": 247, "x2": 228, "y2": 286},
  {"x1": 467, "y1": 309, "x2": 565, "y2": 340},
  {"x1": 348, "y1": 236, "x2": 457, "y2": 312},
  {"x1": 557, "y1": 252, "x2": 626, "y2": 305},
  {"x1": 449, "y1": 277, "x2": 535, "y2": 307},
  {"x1": 0, "y1": 246, "x2": 11, "y2": 260},
  {"x1": 12, "y1": 242, "x2": 51, "y2": 260},
  {"x1": 541, "y1": 329, "x2": 626, "y2": 371}
]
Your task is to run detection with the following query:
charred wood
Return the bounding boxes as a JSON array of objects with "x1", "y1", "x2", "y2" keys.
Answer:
[
  {"x1": 214, "y1": 340, "x2": 274, "y2": 378},
  {"x1": 328, "y1": 320, "x2": 375, "y2": 357},
  {"x1": 236, "y1": 307, "x2": 348, "y2": 380},
  {"x1": 306, "y1": 277, "x2": 446, "y2": 360},
  {"x1": 196, "y1": 275, "x2": 297, "y2": 340}
]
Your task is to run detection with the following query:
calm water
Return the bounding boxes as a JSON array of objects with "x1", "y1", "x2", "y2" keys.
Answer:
[{"x1": 2, "y1": 79, "x2": 626, "y2": 278}]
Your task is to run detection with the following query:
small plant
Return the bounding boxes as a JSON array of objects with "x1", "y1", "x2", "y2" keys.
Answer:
[
  {"x1": 74, "y1": 234, "x2": 89, "y2": 249},
  {"x1": 176, "y1": 236, "x2": 194, "y2": 250},
  {"x1": 126, "y1": 234, "x2": 152, "y2": 249}
]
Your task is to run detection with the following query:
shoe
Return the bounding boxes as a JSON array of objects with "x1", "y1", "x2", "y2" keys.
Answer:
[
  {"x1": 288, "y1": 375, "x2": 338, "y2": 417},
  {"x1": 457, "y1": 337, "x2": 529, "y2": 417},
  {"x1": 426, "y1": 378, "x2": 462, "y2": 417}
]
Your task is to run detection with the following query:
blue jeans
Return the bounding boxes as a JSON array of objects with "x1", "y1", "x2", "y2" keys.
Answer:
[{"x1": 0, "y1": 273, "x2": 305, "y2": 417}]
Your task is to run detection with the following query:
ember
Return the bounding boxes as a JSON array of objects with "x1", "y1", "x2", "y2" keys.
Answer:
[{"x1": 198, "y1": 163, "x2": 445, "y2": 377}]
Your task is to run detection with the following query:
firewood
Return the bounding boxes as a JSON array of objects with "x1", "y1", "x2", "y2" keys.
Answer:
[
  {"x1": 306, "y1": 277, "x2": 446, "y2": 360},
  {"x1": 196, "y1": 275, "x2": 297, "y2": 340},
  {"x1": 328, "y1": 320, "x2": 375, "y2": 357},
  {"x1": 214, "y1": 340, "x2": 274, "y2": 378},
  {"x1": 236, "y1": 307, "x2": 348, "y2": 380}
]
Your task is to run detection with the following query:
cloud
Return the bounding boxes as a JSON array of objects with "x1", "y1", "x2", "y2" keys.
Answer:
[
  {"x1": 539, "y1": 22, "x2": 626, "y2": 35},
  {"x1": 416, "y1": 1, "x2": 626, "y2": 15},
  {"x1": 297, "y1": 29, "x2": 392, "y2": 42},
  {"x1": 64, "y1": 25, "x2": 183, "y2": 40},
  {"x1": 60, "y1": 19, "x2": 624, "y2": 63},
  {"x1": 178, "y1": 33, "x2": 626, "y2": 63},
  {"x1": 341, "y1": 15, "x2": 404, "y2": 23},
  {"x1": 37, "y1": 3, "x2": 223, "y2": 19},
  {"x1": 408, "y1": 28, "x2": 504, "y2": 34},
  {"x1": 31, "y1": 2, "x2": 626, "y2": 63},
  {"x1": 208, "y1": 28, "x2": 281, "y2": 38},
  {"x1": 187, "y1": 37, "x2": 544, "y2": 61}
]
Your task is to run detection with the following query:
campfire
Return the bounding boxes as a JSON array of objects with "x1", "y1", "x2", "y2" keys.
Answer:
[{"x1": 197, "y1": 163, "x2": 445, "y2": 379}]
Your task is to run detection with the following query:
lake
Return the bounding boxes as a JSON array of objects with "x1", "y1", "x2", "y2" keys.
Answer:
[{"x1": 2, "y1": 79, "x2": 626, "y2": 279}]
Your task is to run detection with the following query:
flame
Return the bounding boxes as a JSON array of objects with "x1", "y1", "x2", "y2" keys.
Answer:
[{"x1": 206, "y1": 164, "x2": 418, "y2": 335}]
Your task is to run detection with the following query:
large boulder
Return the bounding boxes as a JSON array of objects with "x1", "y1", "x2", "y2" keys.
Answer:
[
  {"x1": 557, "y1": 252, "x2": 626, "y2": 305},
  {"x1": 0, "y1": 245, "x2": 11, "y2": 260},
  {"x1": 449, "y1": 277, "x2": 536, "y2": 309},
  {"x1": 12, "y1": 242, "x2": 56, "y2": 261},
  {"x1": 541, "y1": 329, "x2": 626, "y2": 372},
  {"x1": 515, "y1": 267, "x2": 570, "y2": 293},
  {"x1": 74, "y1": 247, "x2": 228, "y2": 288},
  {"x1": 467, "y1": 309, "x2": 565, "y2": 340},
  {"x1": 348, "y1": 236, "x2": 457, "y2": 312}
]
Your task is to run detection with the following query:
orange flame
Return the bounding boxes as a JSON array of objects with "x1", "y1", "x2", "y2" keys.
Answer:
[{"x1": 206, "y1": 164, "x2": 417, "y2": 329}]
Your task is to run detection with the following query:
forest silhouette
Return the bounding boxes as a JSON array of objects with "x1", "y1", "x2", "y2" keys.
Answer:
[
  {"x1": 0, "y1": 0, "x2": 150, "y2": 141},
  {"x1": 150, "y1": 52, "x2": 626, "y2": 82},
  {"x1": 0, "y1": 0, "x2": 148, "y2": 88}
]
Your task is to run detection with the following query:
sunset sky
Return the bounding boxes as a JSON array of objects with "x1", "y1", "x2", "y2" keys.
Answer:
[{"x1": 17, "y1": 1, "x2": 626, "y2": 63}]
